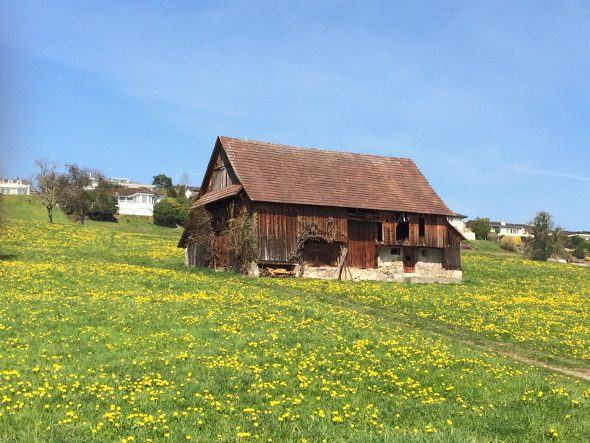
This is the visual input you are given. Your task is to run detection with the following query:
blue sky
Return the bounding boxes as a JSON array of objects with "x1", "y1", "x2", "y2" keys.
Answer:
[{"x1": 2, "y1": 1, "x2": 589, "y2": 229}]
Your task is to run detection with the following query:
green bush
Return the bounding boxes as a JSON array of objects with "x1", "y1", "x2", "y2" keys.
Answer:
[
  {"x1": 153, "y1": 197, "x2": 191, "y2": 227},
  {"x1": 573, "y1": 243, "x2": 588, "y2": 260},
  {"x1": 500, "y1": 236, "x2": 518, "y2": 252},
  {"x1": 153, "y1": 198, "x2": 181, "y2": 226}
]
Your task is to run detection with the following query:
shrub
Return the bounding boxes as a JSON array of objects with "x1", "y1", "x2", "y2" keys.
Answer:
[
  {"x1": 153, "y1": 197, "x2": 192, "y2": 227},
  {"x1": 225, "y1": 211, "x2": 258, "y2": 274},
  {"x1": 500, "y1": 236, "x2": 519, "y2": 252},
  {"x1": 88, "y1": 194, "x2": 117, "y2": 221},
  {"x1": 573, "y1": 243, "x2": 588, "y2": 260},
  {"x1": 153, "y1": 198, "x2": 182, "y2": 226},
  {"x1": 487, "y1": 232, "x2": 498, "y2": 242},
  {"x1": 567, "y1": 235, "x2": 586, "y2": 249}
]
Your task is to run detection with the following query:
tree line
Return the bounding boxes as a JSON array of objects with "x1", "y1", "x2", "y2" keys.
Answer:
[
  {"x1": 32, "y1": 160, "x2": 117, "y2": 224},
  {"x1": 469, "y1": 212, "x2": 589, "y2": 261},
  {"x1": 32, "y1": 161, "x2": 193, "y2": 227}
]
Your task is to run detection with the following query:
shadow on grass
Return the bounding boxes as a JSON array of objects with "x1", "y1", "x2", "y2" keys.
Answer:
[{"x1": 0, "y1": 253, "x2": 18, "y2": 261}]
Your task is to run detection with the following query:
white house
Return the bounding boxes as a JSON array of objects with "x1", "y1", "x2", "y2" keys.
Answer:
[
  {"x1": 447, "y1": 213, "x2": 476, "y2": 240},
  {"x1": 489, "y1": 221, "x2": 532, "y2": 238},
  {"x1": 113, "y1": 187, "x2": 164, "y2": 216},
  {"x1": 562, "y1": 231, "x2": 590, "y2": 242},
  {"x1": 0, "y1": 178, "x2": 31, "y2": 195},
  {"x1": 184, "y1": 186, "x2": 200, "y2": 200}
]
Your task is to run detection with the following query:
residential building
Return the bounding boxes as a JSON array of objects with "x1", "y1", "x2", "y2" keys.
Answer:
[
  {"x1": 113, "y1": 187, "x2": 165, "y2": 217},
  {"x1": 447, "y1": 213, "x2": 476, "y2": 240},
  {"x1": 0, "y1": 178, "x2": 31, "y2": 195}
]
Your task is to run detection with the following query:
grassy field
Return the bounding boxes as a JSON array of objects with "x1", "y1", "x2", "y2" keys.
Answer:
[{"x1": 1, "y1": 195, "x2": 589, "y2": 442}]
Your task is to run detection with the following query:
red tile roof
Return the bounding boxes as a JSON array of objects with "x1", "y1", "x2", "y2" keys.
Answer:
[
  {"x1": 194, "y1": 184, "x2": 243, "y2": 206},
  {"x1": 217, "y1": 136, "x2": 453, "y2": 215}
]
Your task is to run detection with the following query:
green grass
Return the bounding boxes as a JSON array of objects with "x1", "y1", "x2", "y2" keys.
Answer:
[
  {"x1": 463, "y1": 239, "x2": 521, "y2": 257},
  {"x1": 1, "y1": 195, "x2": 589, "y2": 442}
]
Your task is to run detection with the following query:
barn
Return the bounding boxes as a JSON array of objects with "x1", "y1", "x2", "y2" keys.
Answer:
[{"x1": 179, "y1": 136, "x2": 464, "y2": 283}]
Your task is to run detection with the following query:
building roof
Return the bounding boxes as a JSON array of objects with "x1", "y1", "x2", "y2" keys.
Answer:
[
  {"x1": 194, "y1": 184, "x2": 242, "y2": 206},
  {"x1": 215, "y1": 136, "x2": 453, "y2": 215},
  {"x1": 561, "y1": 230, "x2": 590, "y2": 236},
  {"x1": 112, "y1": 187, "x2": 165, "y2": 197},
  {"x1": 466, "y1": 220, "x2": 531, "y2": 230},
  {"x1": 488, "y1": 221, "x2": 530, "y2": 229}
]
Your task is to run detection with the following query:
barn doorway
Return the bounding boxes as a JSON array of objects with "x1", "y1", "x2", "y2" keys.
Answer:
[
  {"x1": 403, "y1": 247, "x2": 416, "y2": 273},
  {"x1": 302, "y1": 240, "x2": 341, "y2": 267},
  {"x1": 347, "y1": 220, "x2": 378, "y2": 268}
]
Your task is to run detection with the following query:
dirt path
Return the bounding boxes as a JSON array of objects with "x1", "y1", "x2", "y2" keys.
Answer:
[{"x1": 429, "y1": 332, "x2": 590, "y2": 382}]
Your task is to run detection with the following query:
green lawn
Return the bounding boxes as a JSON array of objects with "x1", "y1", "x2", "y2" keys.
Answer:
[
  {"x1": 1, "y1": 195, "x2": 589, "y2": 442},
  {"x1": 463, "y1": 239, "x2": 521, "y2": 257}
]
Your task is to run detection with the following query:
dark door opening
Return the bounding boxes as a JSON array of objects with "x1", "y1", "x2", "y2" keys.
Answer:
[{"x1": 403, "y1": 248, "x2": 416, "y2": 273}]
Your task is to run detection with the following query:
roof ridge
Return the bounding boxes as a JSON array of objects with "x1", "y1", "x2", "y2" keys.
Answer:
[{"x1": 218, "y1": 135, "x2": 414, "y2": 162}]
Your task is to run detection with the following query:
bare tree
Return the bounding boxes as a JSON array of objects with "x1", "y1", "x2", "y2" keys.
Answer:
[
  {"x1": 31, "y1": 160, "x2": 63, "y2": 224},
  {"x1": 177, "y1": 171, "x2": 190, "y2": 198}
]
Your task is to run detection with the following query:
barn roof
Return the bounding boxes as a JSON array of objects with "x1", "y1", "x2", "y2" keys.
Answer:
[
  {"x1": 194, "y1": 184, "x2": 242, "y2": 206},
  {"x1": 212, "y1": 136, "x2": 453, "y2": 215}
]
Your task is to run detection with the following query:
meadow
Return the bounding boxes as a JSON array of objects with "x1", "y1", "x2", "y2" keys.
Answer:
[{"x1": 1, "y1": 195, "x2": 589, "y2": 442}]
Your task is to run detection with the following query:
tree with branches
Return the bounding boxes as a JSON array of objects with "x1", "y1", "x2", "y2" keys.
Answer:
[
  {"x1": 59, "y1": 164, "x2": 93, "y2": 224},
  {"x1": 31, "y1": 160, "x2": 63, "y2": 224},
  {"x1": 524, "y1": 211, "x2": 562, "y2": 261}
]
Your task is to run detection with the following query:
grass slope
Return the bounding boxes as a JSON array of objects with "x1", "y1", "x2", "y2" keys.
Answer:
[{"x1": 1, "y1": 196, "x2": 589, "y2": 442}]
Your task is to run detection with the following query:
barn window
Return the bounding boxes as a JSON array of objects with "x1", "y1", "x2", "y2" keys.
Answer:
[
  {"x1": 391, "y1": 247, "x2": 401, "y2": 256},
  {"x1": 396, "y1": 213, "x2": 409, "y2": 241},
  {"x1": 421, "y1": 249, "x2": 428, "y2": 257},
  {"x1": 377, "y1": 222, "x2": 383, "y2": 242},
  {"x1": 419, "y1": 215, "x2": 425, "y2": 238}
]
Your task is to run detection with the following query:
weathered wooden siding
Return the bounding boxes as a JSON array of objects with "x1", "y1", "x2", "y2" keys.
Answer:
[
  {"x1": 421, "y1": 215, "x2": 447, "y2": 248},
  {"x1": 347, "y1": 220, "x2": 378, "y2": 268},
  {"x1": 256, "y1": 204, "x2": 298, "y2": 262},
  {"x1": 213, "y1": 234, "x2": 229, "y2": 269},
  {"x1": 442, "y1": 223, "x2": 462, "y2": 270},
  {"x1": 207, "y1": 149, "x2": 238, "y2": 192},
  {"x1": 255, "y1": 203, "x2": 347, "y2": 263}
]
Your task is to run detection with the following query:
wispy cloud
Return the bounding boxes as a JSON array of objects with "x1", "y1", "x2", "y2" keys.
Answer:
[{"x1": 508, "y1": 166, "x2": 590, "y2": 182}]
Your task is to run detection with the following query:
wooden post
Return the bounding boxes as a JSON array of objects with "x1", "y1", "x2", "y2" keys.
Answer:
[{"x1": 337, "y1": 245, "x2": 348, "y2": 280}]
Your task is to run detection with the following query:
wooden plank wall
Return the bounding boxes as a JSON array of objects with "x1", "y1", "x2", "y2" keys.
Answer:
[
  {"x1": 207, "y1": 150, "x2": 237, "y2": 192},
  {"x1": 422, "y1": 215, "x2": 446, "y2": 248},
  {"x1": 251, "y1": 203, "x2": 455, "y2": 269},
  {"x1": 255, "y1": 203, "x2": 347, "y2": 263},
  {"x1": 347, "y1": 220, "x2": 378, "y2": 268},
  {"x1": 256, "y1": 204, "x2": 298, "y2": 262},
  {"x1": 296, "y1": 206, "x2": 347, "y2": 243},
  {"x1": 442, "y1": 223, "x2": 462, "y2": 270}
]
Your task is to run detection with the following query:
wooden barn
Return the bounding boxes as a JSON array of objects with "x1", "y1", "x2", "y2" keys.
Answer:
[{"x1": 179, "y1": 136, "x2": 464, "y2": 283}]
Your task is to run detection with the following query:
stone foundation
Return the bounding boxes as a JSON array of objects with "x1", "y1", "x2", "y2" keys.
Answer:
[
  {"x1": 299, "y1": 265, "x2": 461, "y2": 284},
  {"x1": 294, "y1": 247, "x2": 462, "y2": 284}
]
